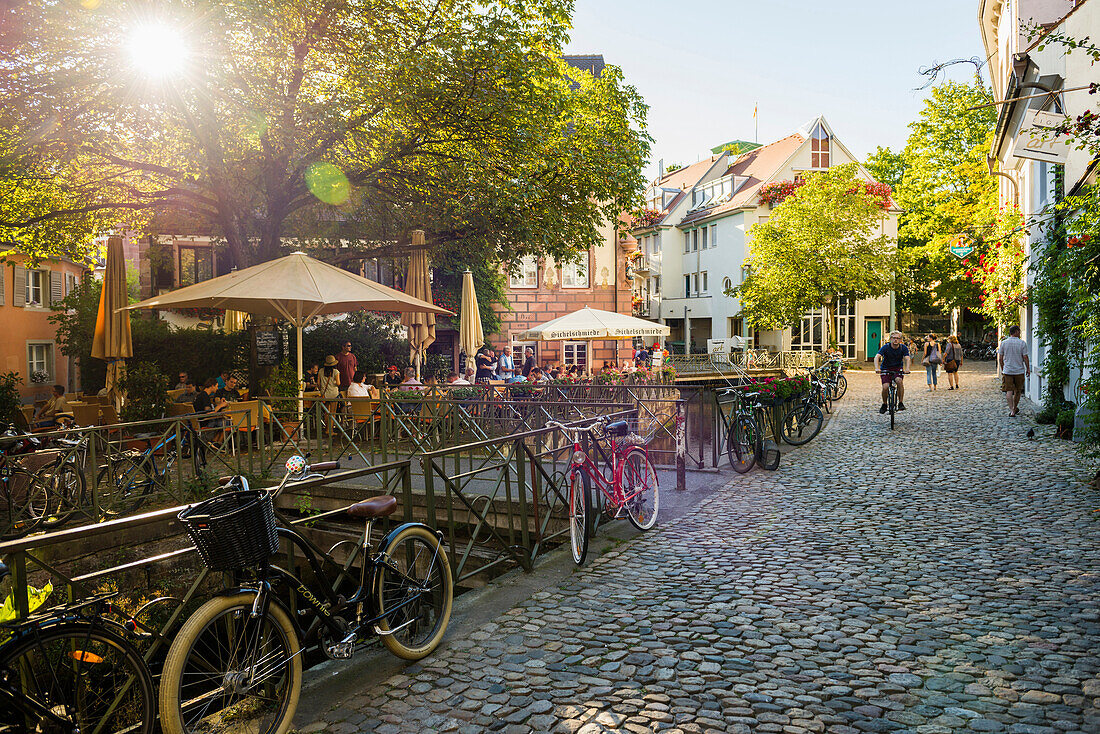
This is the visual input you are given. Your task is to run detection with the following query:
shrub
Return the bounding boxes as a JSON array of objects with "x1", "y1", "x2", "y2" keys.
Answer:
[
  {"x1": 1056, "y1": 408, "x2": 1076, "y2": 432},
  {"x1": 1035, "y1": 406, "x2": 1058, "y2": 425},
  {"x1": 259, "y1": 360, "x2": 301, "y2": 398},
  {"x1": 118, "y1": 362, "x2": 169, "y2": 422},
  {"x1": 0, "y1": 372, "x2": 23, "y2": 426}
]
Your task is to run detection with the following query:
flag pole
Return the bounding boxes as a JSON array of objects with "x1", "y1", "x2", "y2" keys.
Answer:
[{"x1": 754, "y1": 102, "x2": 758, "y2": 143}]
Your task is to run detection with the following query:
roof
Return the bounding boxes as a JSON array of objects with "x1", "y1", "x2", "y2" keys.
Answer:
[
  {"x1": 657, "y1": 156, "x2": 721, "y2": 191},
  {"x1": 678, "y1": 134, "x2": 805, "y2": 226},
  {"x1": 563, "y1": 55, "x2": 606, "y2": 79},
  {"x1": 710, "y1": 140, "x2": 762, "y2": 156}
]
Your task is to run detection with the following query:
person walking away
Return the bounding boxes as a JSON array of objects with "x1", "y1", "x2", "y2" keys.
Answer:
[
  {"x1": 998, "y1": 325, "x2": 1030, "y2": 417},
  {"x1": 922, "y1": 334, "x2": 941, "y2": 391},
  {"x1": 335, "y1": 341, "x2": 357, "y2": 392},
  {"x1": 874, "y1": 331, "x2": 912, "y2": 413},
  {"x1": 943, "y1": 335, "x2": 963, "y2": 390}
]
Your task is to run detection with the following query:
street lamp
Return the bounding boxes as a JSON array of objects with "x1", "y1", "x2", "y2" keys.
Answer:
[{"x1": 127, "y1": 23, "x2": 189, "y2": 77}]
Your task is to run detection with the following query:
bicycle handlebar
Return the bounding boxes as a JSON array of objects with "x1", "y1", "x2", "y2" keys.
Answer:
[
  {"x1": 309, "y1": 461, "x2": 340, "y2": 472},
  {"x1": 545, "y1": 417, "x2": 608, "y2": 438}
]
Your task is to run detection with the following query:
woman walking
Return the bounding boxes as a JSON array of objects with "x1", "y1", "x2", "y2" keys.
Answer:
[
  {"x1": 942, "y1": 334, "x2": 963, "y2": 390},
  {"x1": 922, "y1": 334, "x2": 942, "y2": 391}
]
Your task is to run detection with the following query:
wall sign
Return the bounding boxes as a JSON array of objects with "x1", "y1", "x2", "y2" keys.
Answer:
[{"x1": 1013, "y1": 109, "x2": 1070, "y2": 164}]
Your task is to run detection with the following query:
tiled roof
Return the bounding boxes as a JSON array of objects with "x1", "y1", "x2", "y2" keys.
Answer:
[
  {"x1": 656, "y1": 156, "x2": 721, "y2": 191},
  {"x1": 678, "y1": 134, "x2": 805, "y2": 227},
  {"x1": 563, "y1": 55, "x2": 606, "y2": 79}
]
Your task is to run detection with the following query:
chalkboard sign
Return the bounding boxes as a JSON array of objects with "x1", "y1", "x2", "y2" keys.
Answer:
[{"x1": 254, "y1": 329, "x2": 282, "y2": 366}]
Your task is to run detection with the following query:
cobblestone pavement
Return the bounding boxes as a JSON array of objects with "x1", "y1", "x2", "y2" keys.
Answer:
[{"x1": 301, "y1": 362, "x2": 1100, "y2": 734}]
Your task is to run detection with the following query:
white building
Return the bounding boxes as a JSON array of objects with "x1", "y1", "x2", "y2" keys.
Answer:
[
  {"x1": 979, "y1": 0, "x2": 1099, "y2": 404},
  {"x1": 630, "y1": 117, "x2": 900, "y2": 360}
]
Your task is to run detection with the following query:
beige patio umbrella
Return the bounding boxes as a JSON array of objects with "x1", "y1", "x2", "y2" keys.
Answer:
[
  {"x1": 91, "y1": 236, "x2": 133, "y2": 411},
  {"x1": 517, "y1": 307, "x2": 670, "y2": 374},
  {"x1": 222, "y1": 309, "x2": 248, "y2": 333},
  {"x1": 122, "y1": 251, "x2": 450, "y2": 400},
  {"x1": 400, "y1": 231, "x2": 435, "y2": 380},
  {"x1": 459, "y1": 270, "x2": 484, "y2": 373}
]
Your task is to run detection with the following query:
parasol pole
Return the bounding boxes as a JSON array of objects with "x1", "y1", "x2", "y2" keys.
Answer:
[{"x1": 297, "y1": 302, "x2": 304, "y2": 421}]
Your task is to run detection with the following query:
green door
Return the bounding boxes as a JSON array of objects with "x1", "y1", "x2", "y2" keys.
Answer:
[{"x1": 866, "y1": 320, "x2": 883, "y2": 360}]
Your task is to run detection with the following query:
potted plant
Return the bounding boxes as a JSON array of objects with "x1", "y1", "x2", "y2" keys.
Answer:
[
  {"x1": 1056, "y1": 408, "x2": 1075, "y2": 439},
  {"x1": 0, "y1": 371, "x2": 23, "y2": 427}
]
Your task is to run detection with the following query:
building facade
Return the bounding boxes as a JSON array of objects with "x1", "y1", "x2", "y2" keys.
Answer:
[
  {"x1": 631, "y1": 117, "x2": 900, "y2": 360},
  {"x1": 979, "y1": 0, "x2": 1099, "y2": 404},
  {"x1": 1, "y1": 254, "x2": 90, "y2": 401}
]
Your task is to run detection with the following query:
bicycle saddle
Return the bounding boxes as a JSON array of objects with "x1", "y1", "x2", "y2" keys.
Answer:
[
  {"x1": 346, "y1": 495, "x2": 398, "y2": 519},
  {"x1": 605, "y1": 420, "x2": 629, "y2": 436}
]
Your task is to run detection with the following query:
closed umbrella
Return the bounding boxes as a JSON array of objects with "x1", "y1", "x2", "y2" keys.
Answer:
[
  {"x1": 122, "y1": 251, "x2": 450, "y2": 402},
  {"x1": 91, "y1": 236, "x2": 133, "y2": 411},
  {"x1": 400, "y1": 231, "x2": 435, "y2": 380},
  {"x1": 459, "y1": 270, "x2": 484, "y2": 374}
]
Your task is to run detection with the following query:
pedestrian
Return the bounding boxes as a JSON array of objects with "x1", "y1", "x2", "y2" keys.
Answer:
[
  {"x1": 943, "y1": 335, "x2": 963, "y2": 390},
  {"x1": 922, "y1": 333, "x2": 941, "y2": 391},
  {"x1": 998, "y1": 325, "x2": 1030, "y2": 417},
  {"x1": 497, "y1": 346, "x2": 517, "y2": 382},
  {"x1": 521, "y1": 347, "x2": 536, "y2": 379},
  {"x1": 317, "y1": 356, "x2": 342, "y2": 434},
  {"x1": 335, "y1": 340, "x2": 357, "y2": 392}
]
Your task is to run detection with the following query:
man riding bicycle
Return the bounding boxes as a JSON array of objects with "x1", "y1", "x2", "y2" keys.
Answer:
[{"x1": 874, "y1": 330, "x2": 911, "y2": 413}]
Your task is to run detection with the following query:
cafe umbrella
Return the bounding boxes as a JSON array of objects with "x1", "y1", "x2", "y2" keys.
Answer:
[{"x1": 121, "y1": 251, "x2": 450, "y2": 400}]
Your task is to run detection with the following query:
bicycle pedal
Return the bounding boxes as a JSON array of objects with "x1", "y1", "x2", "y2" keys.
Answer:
[{"x1": 325, "y1": 641, "x2": 354, "y2": 659}]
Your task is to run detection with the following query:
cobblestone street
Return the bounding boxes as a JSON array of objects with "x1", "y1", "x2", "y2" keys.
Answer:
[{"x1": 302, "y1": 362, "x2": 1100, "y2": 734}]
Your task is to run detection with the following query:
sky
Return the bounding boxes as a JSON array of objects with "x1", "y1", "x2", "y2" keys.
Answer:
[{"x1": 563, "y1": 0, "x2": 989, "y2": 181}]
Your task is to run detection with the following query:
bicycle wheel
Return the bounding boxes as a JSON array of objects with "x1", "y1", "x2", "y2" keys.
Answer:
[
  {"x1": 0, "y1": 620, "x2": 155, "y2": 734},
  {"x1": 159, "y1": 593, "x2": 301, "y2": 734},
  {"x1": 0, "y1": 468, "x2": 50, "y2": 540},
  {"x1": 96, "y1": 456, "x2": 157, "y2": 517},
  {"x1": 781, "y1": 403, "x2": 823, "y2": 446},
  {"x1": 375, "y1": 524, "x2": 454, "y2": 660},
  {"x1": 567, "y1": 470, "x2": 590, "y2": 565},
  {"x1": 43, "y1": 462, "x2": 86, "y2": 527},
  {"x1": 831, "y1": 375, "x2": 847, "y2": 400},
  {"x1": 620, "y1": 449, "x2": 659, "y2": 531},
  {"x1": 889, "y1": 385, "x2": 897, "y2": 431},
  {"x1": 727, "y1": 417, "x2": 758, "y2": 474}
]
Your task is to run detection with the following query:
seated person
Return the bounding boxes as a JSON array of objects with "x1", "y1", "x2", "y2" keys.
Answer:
[
  {"x1": 423, "y1": 374, "x2": 439, "y2": 390},
  {"x1": 193, "y1": 378, "x2": 229, "y2": 414},
  {"x1": 175, "y1": 381, "x2": 198, "y2": 403},
  {"x1": 399, "y1": 367, "x2": 423, "y2": 390},
  {"x1": 446, "y1": 371, "x2": 471, "y2": 386},
  {"x1": 383, "y1": 365, "x2": 403, "y2": 388},
  {"x1": 549, "y1": 368, "x2": 561, "y2": 380},
  {"x1": 216, "y1": 370, "x2": 229, "y2": 390},
  {"x1": 216, "y1": 375, "x2": 241, "y2": 402},
  {"x1": 528, "y1": 368, "x2": 549, "y2": 385},
  {"x1": 34, "y1": 385, "x2": 71, "y2": 428},
  {"x1": 347, "y1": 370, "x2": 374, "y2": 398},
  {"x1": 302, "y1": 363, "x2": 320, "y2": 393},
  {"x1": 174, "y1": 371, "x2": 190, "y2": 390}
]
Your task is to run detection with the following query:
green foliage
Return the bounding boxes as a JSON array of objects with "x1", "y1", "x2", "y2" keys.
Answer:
[
  {"x1": 117, "y1": 362, "x2": 169, "y2": 423},
  {"x1": 448, "y1": 387, "x2": 483, "y2": 400},
  {"x1": 0, "y1": 372, "x2": 23, "y2": 426},
  {"x1": 260, "y1": 361, "x2": 301, "y2": 398},
  {"x1": 429, "y1": 264, "x2": 506, "y2": 337},
  {"x1": 733, "y1": 164, "x2": 896, "y2": 345},
  {"x1": 1056, "y1": 408, "x2": 1076, "y2": 432},
  {"x1": 864, "y1": 146, "x2": 908, "y2": 191},
  {"x1": 1, "y1": 2, "x2": 649, "y2": 272},
  {"x1": 301, "y1": 312, "x2": 409, "y2": 376}
]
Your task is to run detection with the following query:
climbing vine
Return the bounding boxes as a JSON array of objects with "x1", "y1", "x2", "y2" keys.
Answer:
[{"x1": 961, "y1": 204, "x2": 1026, "y2": 324}]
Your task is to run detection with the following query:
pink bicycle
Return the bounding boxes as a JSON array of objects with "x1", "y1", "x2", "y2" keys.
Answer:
[{"x1": 547, "y1": 417, "x2": 659, "y2": 565}]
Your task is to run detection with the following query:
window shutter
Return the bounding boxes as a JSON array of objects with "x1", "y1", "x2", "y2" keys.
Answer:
[
  {"x1": 13, "y1": 266, "x2": 26, "y2": 307},
  {"x1": 50, "y1": 271, "x2": 63, "y2": 306}
]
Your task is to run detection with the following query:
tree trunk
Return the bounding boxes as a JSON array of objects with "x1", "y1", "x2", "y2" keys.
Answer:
[{"x1": 822, "y1": 297, "x2": 835, "y2": 351}]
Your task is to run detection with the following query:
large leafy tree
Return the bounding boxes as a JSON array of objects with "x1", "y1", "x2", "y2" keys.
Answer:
[
  {"x1": 0, "y1": 0, "x2": 650, "y2": 269},
  {"x1": 733, "y1": 164, "x2": 896, "y2": 347},
  {"x1": 874, "y1": 80, "x2": 996, "y2": 316}
]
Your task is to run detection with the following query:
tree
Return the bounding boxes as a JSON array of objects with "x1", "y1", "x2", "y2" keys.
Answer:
[
  {"x1": 864, "y1": 146, "x2": 907, "y2": 191},
  {"x1": 0, "y1": 1, "x2": 650, "y2": 270},
  {"x1": 732, "y1": 164, "x2": 896, "y2": 347}
]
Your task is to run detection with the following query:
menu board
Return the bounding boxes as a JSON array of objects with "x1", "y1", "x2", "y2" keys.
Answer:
[{"x1": 254, "y1": 329, "x2": 282, "y2": 366}]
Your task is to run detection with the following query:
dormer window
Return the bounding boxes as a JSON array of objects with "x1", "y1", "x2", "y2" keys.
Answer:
[{"x1": 811, "y1": 123, "x2": 830, "y2": 168}]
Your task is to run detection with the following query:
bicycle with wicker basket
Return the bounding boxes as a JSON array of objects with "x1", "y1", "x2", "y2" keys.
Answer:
[{"x1": 159, "y1": 456, "x2": 454, "y2": 734}]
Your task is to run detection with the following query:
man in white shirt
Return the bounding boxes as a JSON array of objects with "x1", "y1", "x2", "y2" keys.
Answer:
[
  {"x1": 446, "y1": 372, "x2": 471, "y2": 385},
  {"x1": 997, "y1": 325, "x2": 1030, "y2": 418}
]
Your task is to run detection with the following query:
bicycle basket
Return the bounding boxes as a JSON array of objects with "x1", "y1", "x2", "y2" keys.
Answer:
[{"x1": 178, "y1": 490, "x2": 279, "y2": 571}]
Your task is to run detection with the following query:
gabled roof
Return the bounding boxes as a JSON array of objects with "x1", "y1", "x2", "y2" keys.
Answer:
[
  {"x1": 656, "y1": 156, "x2": 721, "y2": 191},
  {"x1": 678, "y1": 134, "x2": 804, "y2": 226}
]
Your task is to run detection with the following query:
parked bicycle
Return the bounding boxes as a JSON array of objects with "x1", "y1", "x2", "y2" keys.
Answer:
[
  {"x1": 722, "y1": 389, "x2": 768, "y2": 474},
  {"x1": 159, "y1": 455, "x2": 453, "y2": 734},
  {"x1": 0, "y1": 428, "x2": 51, "y2": 540},
  {"x1": 547, "y1": 417, "x2": 659, "y2": 566},
  {"x1": 781, "y1": 383, "x2": 825, "y2": 446},
  {"x1": 0, "y1": 561, "x2": 156, "y2": 733},
  {"x1": 96, "y1": 421, "x2": 211, "y2": 517}
]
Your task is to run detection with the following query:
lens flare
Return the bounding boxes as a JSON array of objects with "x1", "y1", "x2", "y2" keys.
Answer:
[
  {"x1": 305, "y1": 162, "x2": 351, "y2": 205},
  {"x1": 127, "y1": 23, "x2": 188, "y2": 77}
]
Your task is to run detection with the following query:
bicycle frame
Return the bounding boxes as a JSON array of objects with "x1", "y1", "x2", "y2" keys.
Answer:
[{"x1": 567, "y1": 432, "x2": 648, "y2": 511}]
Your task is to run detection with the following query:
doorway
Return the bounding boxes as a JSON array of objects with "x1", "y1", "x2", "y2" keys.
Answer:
[{"x1": 865, "y1": 319, "x2": 884, "y2": 360}]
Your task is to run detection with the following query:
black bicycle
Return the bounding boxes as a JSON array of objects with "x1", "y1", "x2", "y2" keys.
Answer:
[
  {"x1": 879, "y1": 369, "x2": 908, "y2": 430},
  {"x1": 0, "y1": 561, "x2": 156, "y2": 734},
  {"x1": 159, "y1": 456, "x2": 454, "y2": 734},
  {"x1": 723, "y1": 390, "x2": 767, "y2": 474},
  {"x1": 781, "y1": 385, "x2": 825, "y2": 446},
  {"x1": 96, "y1": 421, "x2": 210, "y2": 517}
]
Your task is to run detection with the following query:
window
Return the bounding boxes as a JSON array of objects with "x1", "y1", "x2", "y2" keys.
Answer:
[
  {"x1": 652, "y1": 276, "x2": 661, "y2": 295},
  {"x1": 811, "y1": 124, "x2": 830, "y2": 168},
  {"x1": 561, "y1": 258, "x2": 588, "y2": 288},
  {"x1": 64, "y1": 272, "x2": 78, "y2": 297},
  {"x1": 790, "y1": 296, "x2": 855, "y2": 357},
  {"x1": 723, "y1": 276, "x2": 732, "y2": 292},
  {"x1": 179, "y1": 247, "x2": 214, "y2": 287},
  {"x1": 710, "y1": 225, "x2": 717, "y2": 249},
  {"x1": 509, "y1": 256, "x2": 538, "y2": 288},
  {"x1": 684, "y1": 231, "x2": 691, "y2": 253},
  {"x1": 25, "y1": 269, "x2": 44, "y2": 306},
  {"x1": 692, "y1": 230, "x2": 699, "y2": 251},
  {"x1": 701, "y1": 227, "x2": 708, "y2": 250},
  {"x1": 701, "y1": 271, "x2": 708, "y2": 293},
  {"x1": 27, "y1": 342, "x2": 53, "y2": 381},
  {"x1": 512, "y1": 341, "x2": 536, "y2": 366},
  {"x1": 563, "y1": 342, "x2": 588, "y2": 370},
  {"x1": 684, "y1": 274, "x2": 691, "y2": 297},
  {"x1": 691, "y1": 273, "x2": 699, "y2": 295},
  {"x1": 652, "y1": 234, "x2": 661, "y2": 254}
]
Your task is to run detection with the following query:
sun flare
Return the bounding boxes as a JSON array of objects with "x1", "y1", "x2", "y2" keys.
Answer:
[{"x1": 127, "y1": 23, "x2": 188, "y2": 77}]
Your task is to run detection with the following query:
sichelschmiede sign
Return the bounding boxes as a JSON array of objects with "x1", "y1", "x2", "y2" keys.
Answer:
[{"x1": 949, "y1": 235, "x2": 975, "y2": 260}]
